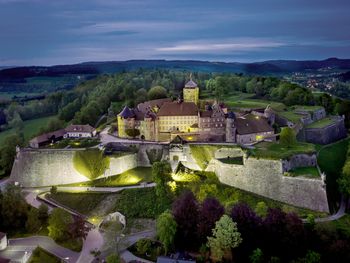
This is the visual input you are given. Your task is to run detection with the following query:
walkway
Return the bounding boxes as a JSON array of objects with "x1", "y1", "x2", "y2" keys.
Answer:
[{"x1": 8, "y1": 236, "x2": 80, "y2": 262}]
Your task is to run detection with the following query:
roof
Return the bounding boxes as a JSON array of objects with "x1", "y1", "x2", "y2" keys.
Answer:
[
  {"x1": 235, "y1": 114, "x2": 274, "y2": 135},
  {"x1": 184, "y1": 79, "x2": 198, "y2": 88},
  {"x1": 171, "y1": 135, "x2": 187, "y2": 144},
  {"x1": 29, "y1": 129, "x2": 66, "y2": 145},
  {"x1": 137, "y1": 98, "x2": 172, "y2": 113},
  {"x1": 158, "y1": 102, "x2": 198, "y2": 116},
  {"x1": 227, "y1": 111, "x2": 236, "y2": 119},
  {"x1": 118, "y1": 106, "x2": 135, "y2": 118},
  {"x1": 65, "y1": 124, "x2": 95, "y2": 133},
  {"x1": 0, "y1": 232, "x2": 6, "y2": 240},
  {"x1": 200, "y1": 110, "x2": 212, "y2": 118}
]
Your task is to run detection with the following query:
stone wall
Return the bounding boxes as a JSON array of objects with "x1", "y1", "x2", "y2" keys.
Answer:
[
  {"x1": 303, "y1": 117, "x2": 347, "y2": 145},
  {"x1": 10, "y1": 148, "x2": 138, "y2": 187},
  {"x1": 213, "y1": 158, "x2": 329, "y2": 212},
  {"x1": 282, "y1": 154, "x2": 317, "y2": 172}
]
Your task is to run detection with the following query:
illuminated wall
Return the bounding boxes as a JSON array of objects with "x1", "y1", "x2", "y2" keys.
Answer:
[
  {"x1": 158, "y1": 115, "x2": 198, "y2": 133},
  {"x1": 183, "y1": 87, "x2": 199, "y2": 105}
]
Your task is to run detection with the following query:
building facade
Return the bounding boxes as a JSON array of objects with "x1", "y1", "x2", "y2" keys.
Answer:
[{"x1": 117, "y1": 79, "x2": 275, "y2": 144}]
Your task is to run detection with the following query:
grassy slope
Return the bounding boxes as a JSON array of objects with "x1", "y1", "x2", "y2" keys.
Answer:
[
  {"x1": 306, "y1": 117, "x2": 336, "y2": 128},
  {"x1": 0, "y1": 115, "x2": 57, "y2": 144},
  {"x1": 318, "y1": 138, "x2": 350, "y2": 212},
  {"x1": 29, "y1": 247, "x2": 60, "y2": 263},
  {"x1": 251, "y1": 141, "x2": 316, "y2": 160},
  {"x1": 288, "y1": 166, "x2": 320, "y2": 179}
]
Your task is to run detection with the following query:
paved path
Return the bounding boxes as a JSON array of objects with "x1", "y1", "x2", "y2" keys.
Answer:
[
  {"x1": 314, "y1": 196, "x2": 347, "y2": 223},
  {"x1": 0, "y1": 177, "x2": 9, "y2": 190},
  {"x1": 9, "y1": 236, "x2": 80, "y2": 262},
  {"x1": 76, "y1": 229, "x2": 104, "y2": 263}
]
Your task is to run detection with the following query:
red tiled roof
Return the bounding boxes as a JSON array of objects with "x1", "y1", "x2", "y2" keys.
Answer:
[
  {"x1": 157, "y1": 102, "x2": 198, "y2": 116},
  {"x1": 235, "y1": 114, "x2": 274, "y2": 135}
]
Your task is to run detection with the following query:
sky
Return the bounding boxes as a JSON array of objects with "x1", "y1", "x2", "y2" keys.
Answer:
[{"x1": 0, "y1": 0, "x2": 350, "y2": 66}]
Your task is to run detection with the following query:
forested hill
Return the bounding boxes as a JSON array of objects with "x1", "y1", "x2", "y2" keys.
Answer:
[{"x1": 2, "y1": 57, "x2": 350, "y2": 79}]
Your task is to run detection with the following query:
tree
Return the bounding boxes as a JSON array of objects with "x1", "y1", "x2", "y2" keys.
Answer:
[
  {"x1": 125, "y1": 128, "x2": 140, "y2": 138},
  {"x1": 338, "y1": 158, "x2": 350, "y2": 195},
  {"x1": 255, "y1": 201, "x2": 268, "y2": 217},
  {"x1": 0, "y1": 184, "x2": 28, "y2": 229},
  {"x1": 50, "y1": 186, "x2": 57, "y2": 195},
  {"x1": 197, "y1": 184, "x2": 218, "y2": 202},
  {"x1": 26, "y1": 207, "x2": 41, "y2": 233},
  {"x1": 279, "y1": 127, "x2": 296, "y2": 147},
  {"x1": 207, "y1": 215, "x2": 242, "y2": 262},
  {"x1": 198, "y1": 197, "x2": 224, "y2": 243},
  {"x1": 250, "y1": 248, "x2": 264, "y2": 263},
  {"x1": 48, "y1": 208, "x2": 73, "y2": 241},
  {"x1": 136, "y1": 238, "x2": 152, "y2": 255},
  {"x1": 172, "y1": 191, "x2": 199, "y2": 249},
  {"x1": 0, "y1": 134, "x2": 23, "y2": 175},
  {"x1": 135, "y1": 88, "x2": 149, "y2": 105},
  {"x1": 156, "y1": 210, "x2": 177, "y2": 254},
  {"x1": 148, "y1": 86, "x2": 167, "y2": 100},
  {"x1": 106, "y1": 253, "x2": 121, "y2": 263},
  {"x1": 38, "y1": 204, "x2": 49, "y2": 224},
  {"x1": 69, "y1": 216, "x2": 91, "y2": 240},
  {"x1": 152, "y1": 161, "x2": 172, "y2": 199}
]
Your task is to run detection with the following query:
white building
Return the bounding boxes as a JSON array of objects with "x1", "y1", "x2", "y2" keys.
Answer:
[{"x1": 63, "y1": 124, "x2": 96, "y2": 139}]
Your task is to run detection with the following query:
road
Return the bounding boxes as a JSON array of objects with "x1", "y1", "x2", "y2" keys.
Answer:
[
  {"x1": 76, "y1": 228, "x2": 104, "y2": 263},
  {"x1": 8, "y1": 236, "x2": 80, "y2": 263}
]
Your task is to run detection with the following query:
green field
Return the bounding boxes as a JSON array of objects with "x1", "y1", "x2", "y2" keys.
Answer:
[
  {"x1": 317, "y1": 138, "x2": 350, "y2": 212},
  {"x1": 276, "y1": 110, "x2": 303, "y2": 123},
  {"x1": 224, "y1": 99, "x2": 285, "y2": 111},
  {"x1": 29, "y1": 247, "x2": 60, "y2": 263},
  {"x1": 251, "y1": 141, "x2": 316, "y2": 160},
  {"x1": 306, "y1": 117, "x2": 336, "y2": 129},
  {"x1": 0, "y1": 115, "x2": 57, "y2": 144},
  {"x1": 287, "y1": 166, "x2": 320, "y2": 179}
]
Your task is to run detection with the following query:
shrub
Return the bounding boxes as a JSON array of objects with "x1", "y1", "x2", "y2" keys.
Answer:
[{"x1": 136, "y1": 239, "x2": 152, "y2": 255}]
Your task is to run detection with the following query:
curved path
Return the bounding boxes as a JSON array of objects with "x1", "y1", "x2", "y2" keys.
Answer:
[{"x1": 8, "y1": 236, "x2": 80, "y2": 262}]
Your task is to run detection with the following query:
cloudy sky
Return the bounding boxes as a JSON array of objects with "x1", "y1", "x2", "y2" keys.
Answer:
[{"x1": 0, "y1": 0, "x2": 349, "y2": 66}]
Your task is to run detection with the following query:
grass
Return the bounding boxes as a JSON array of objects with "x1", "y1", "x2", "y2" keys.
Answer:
[
  {"x1": 66, "y1": 167, "x2": 153, "y2": 187},
  {"x1": 73, "y1": 149, "x2": 110, "y2": 180},
  {"x1": 48, "y1": 138, "x2": 100, "y2": 149},
  {"x1": 286, "y1": 166, "x2": 320, "y2": 179},
  {"x1": 57, "y1": 238, "x2": 83, "y2": 252},
  {"x1": 276, "y1": 110, "x2": 303, "y2": 123},
  {"x1": 190, "y1": 144, "x2": 237, "y2": 170},
  {"x1": 317, "y1": 138, "x2": 350, "y2": 212},
  {"x1": 49, "y1": 192, "x2": 111, "y2": 216},
  {"x1": 251, "y1": 141, "x2": 316, "y2": 160},
  {"x1": 29, "y1": 247, "x2": 60, "y2": 263},
  {"x1": 218, "y1": 156, "x2": 244, "y2": 165},
  {"x1": 306, "y1": 117, "x2": 336, "y2": 129},
  {"x1": 0, "y1": 115, "x2": 57, "y2": 145},
  {"x1": 224, "y1": 99, "x2": 285, "y2": 111},
  {"x1": 317, "y1": 214, "x2": 350, "y2": 239},
  {"x1": 292, "y1": 105, "x2": 324, "y2": 111}
]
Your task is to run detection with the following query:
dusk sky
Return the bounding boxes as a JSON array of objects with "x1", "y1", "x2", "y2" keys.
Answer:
[{"x1": 0, "y1": 0, "x2": 349, "y2": 66}]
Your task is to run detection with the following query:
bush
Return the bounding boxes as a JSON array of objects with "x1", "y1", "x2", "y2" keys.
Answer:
[{"x1": 136, "y1": 239, "x2": 152, "y2": 255}]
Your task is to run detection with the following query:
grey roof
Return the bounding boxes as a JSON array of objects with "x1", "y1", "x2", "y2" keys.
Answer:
[
  {"x1": 185, "y1": 79, "x2": 198, "y2": 88},
  {"x1": 227, "y1": 111, "x2": 236, "y2": 119},
  {"x1": 29, "y1": 129, "x2": 66, "y2": 145},
  {"x1": 65, "y1": 124, "x2": 95, "y2": 133},
  {"x1": 118, "y1": 106, "x2": 135, "y2": 118},
  {"x1": 235, "y1": 114, "x2": 274, "y2": 135}
]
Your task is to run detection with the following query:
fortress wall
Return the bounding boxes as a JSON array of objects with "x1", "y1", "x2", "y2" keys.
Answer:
[
  {"x1": 137, "y1": 144, "x2": 169, "y2": 166},
  {"x1": 10, "y1": 149, "x2": 138, "y2": 187},
  {"x1": 11, "y1": 149, "x2": 89, "y2": 187},
  {"x1": 106, "y1": 154, "x2": 138, "y2": 177},
  {"x1": 304, "y1": 119, "x2": 347, "y2": 145},
  {"x1": 282, "y1": 154, "x2": 317, "y2": 172},
  {"x1": 214, "y1": 158, "x2": 329, "y2": 212}
]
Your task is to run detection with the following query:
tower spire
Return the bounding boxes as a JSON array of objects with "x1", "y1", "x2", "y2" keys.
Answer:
[{"x1": 190, "y1": 72, "x2": 192, "y2": 81}]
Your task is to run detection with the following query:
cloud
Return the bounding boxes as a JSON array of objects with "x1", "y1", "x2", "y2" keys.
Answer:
[{"x1": 156, "y1": 39, "x2": 286, "y2": 53}]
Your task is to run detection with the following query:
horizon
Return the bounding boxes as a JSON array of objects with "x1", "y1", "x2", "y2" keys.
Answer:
[{"x1": 1, "y1": 0, "x2": 350, "y2": 66}]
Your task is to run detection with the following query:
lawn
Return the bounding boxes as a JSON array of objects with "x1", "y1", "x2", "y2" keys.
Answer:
[
  {"x1": 29, "y1": 247, "x2": 60, "y2": 263},
  {"x1": 67, "y1": 167, "x2": 153, "y2": 187},
  {"x1": 48, "y1": 192, "x2": 111, "y2": 216},
  {"x1": 0, "y1": 115, "x2": 58, "y2": 144},
  {"x1": 306, "y1": 117, "x2": 336, "y2": 129},
  {"x1": 224, "y1": 99, "x2": 285, "y2": 111},
  {"x1": 276, "y1": 110, "x2": 303, "y2": 123},
  {"x1": 251, "y1": 141, "x2": 316, "y2": 160},
  {"x1": 286, "y1": 166, "x2": 320, "y2": 179},
  {"x1": 48, "y1": 138, "x2": 100, "y2": 149},
  {"x1": 317, "y1": 138, "x2": 350, "y2": 212}
]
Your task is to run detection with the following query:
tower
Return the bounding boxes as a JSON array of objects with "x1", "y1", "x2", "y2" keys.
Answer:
[
  {"x1": 226, "y1": 111, "x2": 236, "y2": 142},
  {"x1": 183, "y1": 74, "x2": 199, "y2": 105}
]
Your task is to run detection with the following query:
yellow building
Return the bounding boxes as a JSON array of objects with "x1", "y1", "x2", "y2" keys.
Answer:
[{"x1": 183, "y1": 79, "x2": 199, "y2": 105}]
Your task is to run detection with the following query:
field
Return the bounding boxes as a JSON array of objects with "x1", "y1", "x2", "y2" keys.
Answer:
[
  {"x1": 29, "y1": 247, "x2": 60, "y2": 263},
  {"x1": 306, "y1": 117, "x2": 336, "y2": 129},
  {"x1": 287, "y1": 166, "x2": 320, "y2": 179},
  {"x1": 251, "y1": 141, "x2": 316, "y2": 160},
  {"x1": 224, "y1": 98, "x2": 286, "y2": 111},
  {"x1": 0, "y1": 115, "x2": 57, "y2": 144},
  {"x1": 317, "y1": 138, "x2": 350, "y2": 212}
]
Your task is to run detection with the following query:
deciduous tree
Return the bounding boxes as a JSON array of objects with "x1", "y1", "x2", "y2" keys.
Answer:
[{"x1": 156, "y1": 210, "x2": 177, "y2": 254}]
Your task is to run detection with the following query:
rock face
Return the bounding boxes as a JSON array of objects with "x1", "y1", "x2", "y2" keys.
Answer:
[{"x1": 10, "y1": 148, "x2": 138, "y2": 187}]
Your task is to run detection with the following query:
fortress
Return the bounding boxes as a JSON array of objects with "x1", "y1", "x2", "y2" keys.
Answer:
[
  {"x1": 117, "y1": 78, "x2": 275, "y2": 144},
  {"x1": 10, "y1": 142, "x2": 329, "y2": 213}
]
